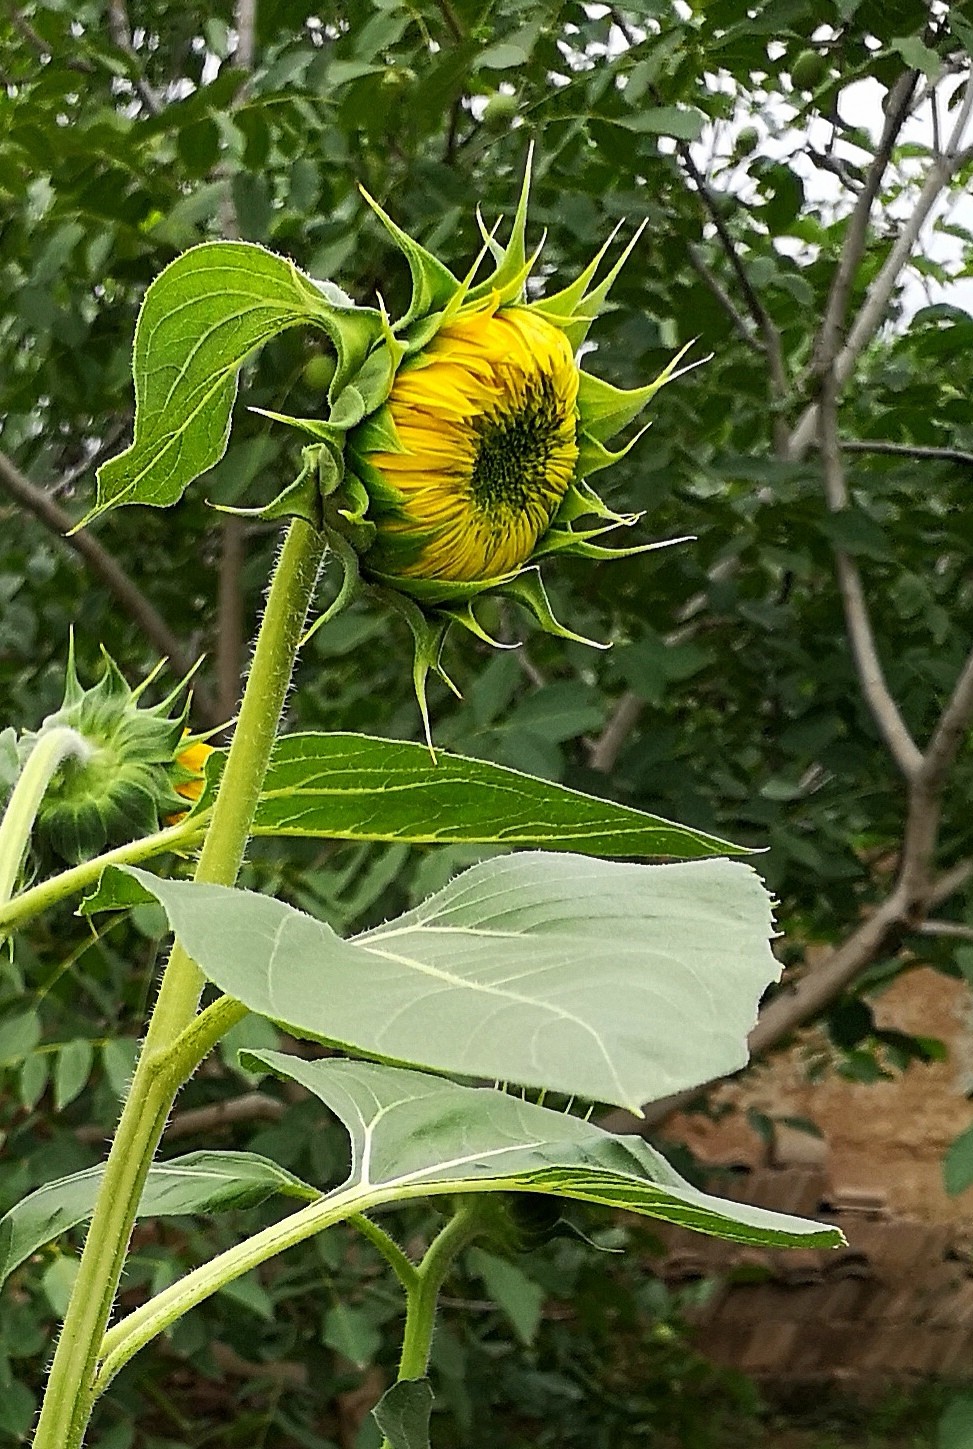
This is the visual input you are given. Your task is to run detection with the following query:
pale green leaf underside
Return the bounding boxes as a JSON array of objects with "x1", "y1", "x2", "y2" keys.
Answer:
[
  {"x1": 90, "y1": 242, "x2": 364, "y2": 520},
  {"x1": 247, "y1": 1053, "x2": 843, "y2": 1249},
  {"x1": 0, "y1": 1151, "x2": 316, "y2": 1289},
  {"x1": 248, "y1": 732, "x2": 745, "y2": 857},
  {"x1": 121, "y1": 852, "x2": 780, "y2": 1112}
]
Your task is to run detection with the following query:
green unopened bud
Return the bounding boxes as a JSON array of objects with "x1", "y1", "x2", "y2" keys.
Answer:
[{"x1": 22, "y1": 643, "x2": 205, "y2": 864}]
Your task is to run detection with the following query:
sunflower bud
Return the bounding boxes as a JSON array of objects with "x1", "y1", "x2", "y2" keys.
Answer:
[
  {"x1": 22, "y1": 644, "x2": 204, "y2": 864},
  {"x1": 352, "y1": 304, "x2": 580, "y2": 586},
  {"x1": 237, "y1": 147, "x2": 700, "y2": 747}
]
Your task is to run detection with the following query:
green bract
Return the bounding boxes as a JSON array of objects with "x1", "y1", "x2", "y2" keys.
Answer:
[{"x1": 87, "y1": 150, "x2": 699, "y2": 745}]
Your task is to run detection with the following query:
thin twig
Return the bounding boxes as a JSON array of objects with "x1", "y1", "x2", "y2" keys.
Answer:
[
  {"x1": 105, "y1": 0, "x2": 161, "y2": 115},
  {"x1": 841, "y1": 439, "x2": 973, "y2": 467},
  {"x1": 677, "y1": 144, "x2": 789, "y2": 407},
  {"x1": 0, "y1": 450, "x2": 219, "y2": 726},
  {"x1": 589, "y1": 693, "x2": 643, "y2": 774},
  {"x1": 686, "y1": 242, "x2": 759, "y2": 349},
  {"x1": 12, "y1": 9, "x2": 95, "y2": 71},
  {"x1": 915, "y1": 920, "x2": 973, "y2": 941}
]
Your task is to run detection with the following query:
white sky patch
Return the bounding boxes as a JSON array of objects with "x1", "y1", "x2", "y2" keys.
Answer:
[{"x1": 692, "y1": 69, "x2": 973, "y2": 323}]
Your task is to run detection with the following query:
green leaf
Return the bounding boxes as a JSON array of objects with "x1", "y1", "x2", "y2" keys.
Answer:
[
  {"x1": 250, "y1": 731, "x2": 744, "y2": 858},
  {"x1": 467, "y1": 1247, "x2": 546, "y2": 1347},
  {"x1": 321, "y1": 1302, "x2": 381, "y2": 1367},
  {"x1": 246, "y1": 1054, "x2": 844, "y2": 1249},
  {"x1": 53, "y1": 1039, "x2": 94, "y2": 1111},
  {"x1": 616, "y1": 106, "x2": 706, "y2": 141},
  {"x1": 0, "y1": 1151, "x2": 316, "y2": 1288},
  {"x1": 89, "y1": 241, "x2": 383, "y2": 521},
  {"x1": 944, "y1": 1123, "x2": 973, "y2": 1196},
  {"x1": 0, "y1": 1009, "x2": 41, "y2": 1064},
  {"x1": 372, "y1": 1379, "x2": 434, "y2": 1449},
  {"x1": 892, "y1": 34, "x2": 941, "y2": 77},
  {"x1": 121, "y1": 853, "x2": 781, "y2": 1112}
]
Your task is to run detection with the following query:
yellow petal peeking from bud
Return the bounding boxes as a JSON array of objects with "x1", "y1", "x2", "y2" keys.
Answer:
[
  {"x1": 173, "y1": 739, "x2": 214, "y2": 806},
  {"x1": 165, "y1": 736, "x2": 215, "y2": 825},
  {"x1": 364, "y1": 303, "x2": 579, "y2": 584}
]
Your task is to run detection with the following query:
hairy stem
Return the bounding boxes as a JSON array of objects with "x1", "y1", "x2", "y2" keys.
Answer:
[
  {"x1": 32, "y1": 518, "x2": 325, "y2": 1449},
  {"x1": 0, "y1": 726, "x2": 92, "y2": 911},
  {"x1": 0, "y1": 817, "x2": 204, "y2": 939},
  {"x1": 396, "y1": 1200, "x2": 483, "y2": 1384}
]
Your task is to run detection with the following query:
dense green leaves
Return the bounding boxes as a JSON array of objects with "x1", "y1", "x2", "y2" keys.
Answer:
[
  {"x1": 248, "y1": 731, "x2": 746, "y2": 856},
  {"x1": 246, "y1": 1052, "x2": 843, "y2": 1248},
  {"x1": 120, "y1": 853, "x2": 779, "y2": 1111},
  {"x1": 0, "y1": 1152, "x2": 316, "y2": 1288}
]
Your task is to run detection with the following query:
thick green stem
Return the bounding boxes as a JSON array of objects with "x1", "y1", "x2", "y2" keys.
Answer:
[
  {"x1": 376, "y1": 1201, "x2": 485, "y2": 1449},
  {"x1": 32, "y1": 519, "x2": 325, "y2": 1449},
  {"x1": 0, "y1": 725, "x2": 91, "y2": 910},
  {"x1": 396, "y1": 1200, "x2": 483, "y2": 1384}
]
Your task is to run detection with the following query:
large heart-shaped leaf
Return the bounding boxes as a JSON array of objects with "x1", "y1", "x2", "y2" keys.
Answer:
[
  {"x1": 118, "y1": 853, "x2": 780, "y2": 1112},
  {"x1": 245, "y1": 1053, "x2": 843, "y2": 1248},
  {"x1": 0, "y1": 1151, "x2": 316, "y2": 1289},
  {"x1": 247, "y1": 732, "x2": 744, "y2": 857}
]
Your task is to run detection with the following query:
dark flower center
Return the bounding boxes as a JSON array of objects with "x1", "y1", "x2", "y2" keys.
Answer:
[{"x1": 468, "y1": 376, "x2": 572, "y2": 518}]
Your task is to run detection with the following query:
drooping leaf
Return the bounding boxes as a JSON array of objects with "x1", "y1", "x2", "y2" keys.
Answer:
[
  {"x1": 250, "y1": 732, "x2": 746, "y2": 857},
  {"x1": 245, "y1": 1053, "x2": 845, "y2": 1249},
  {"x1": 89, "y1": 242, "x2": 382, "y2": 521},
  {"x1": 0, "y1": 1151, "x2": 317, "y2": 1288},
  {"x1": 115, "y1": 853, "x2": 780, "y2": 1112}
]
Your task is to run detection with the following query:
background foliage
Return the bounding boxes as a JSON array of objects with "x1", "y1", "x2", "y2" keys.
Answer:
[{"x1": 3, "y1": 0, "x2": 973, "y2": 1443}]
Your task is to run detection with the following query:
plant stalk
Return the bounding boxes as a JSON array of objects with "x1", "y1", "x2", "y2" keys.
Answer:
[
  {"x1": 32, "y1": 518, "x2": 325, "y2": 1449},
  {"x1": 396, "y1": 1199, "x2": 483, "y2": 1383},
  {"x1": 0, "y1": 725, "x2": 92, "y2": 911},
  {"x1": 0, "y1": 816, "x2": 205, "y2": 939}
]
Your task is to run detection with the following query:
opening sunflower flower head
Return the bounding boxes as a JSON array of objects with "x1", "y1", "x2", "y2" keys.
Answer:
[{"x1": 220, "y1": 150, "x2": 699, "y2": 749}]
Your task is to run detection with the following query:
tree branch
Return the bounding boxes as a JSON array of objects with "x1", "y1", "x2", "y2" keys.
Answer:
[
  {"x1": 676, "y1": 143, "x2": 789, "y2": 409},
  {"x1": 76, "y1": 1091, "x2": 285, "y2": 1145},
  {"x1": 788, "y1": 78, "x2": 973, "y2": 459},
  {"x1": 105, "y1": 0, "x2": 162, "y2": 115},
  {"x1": 0, "y1": 450, "x2": 219, "y2": 726},
  {"x1": 818, "y1": 388, "x2": 923, "y2": 779},
  {"x1": 922, "y1": 644, "x2": 973, "y2": 789},
  {"x1": 686, "y1": 241, "x2": 761, "y2": 350},
  {"x1": 916, "y1": 919, "x2": 973, "y2": 942},
  {"x1": 810, "y1": 69, "x2": 918, "y2": 378}
]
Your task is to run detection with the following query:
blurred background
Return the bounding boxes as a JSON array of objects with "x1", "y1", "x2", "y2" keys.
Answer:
[{"x1": 3, "y1": 1, "x2": 973, "y2": 1445}]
